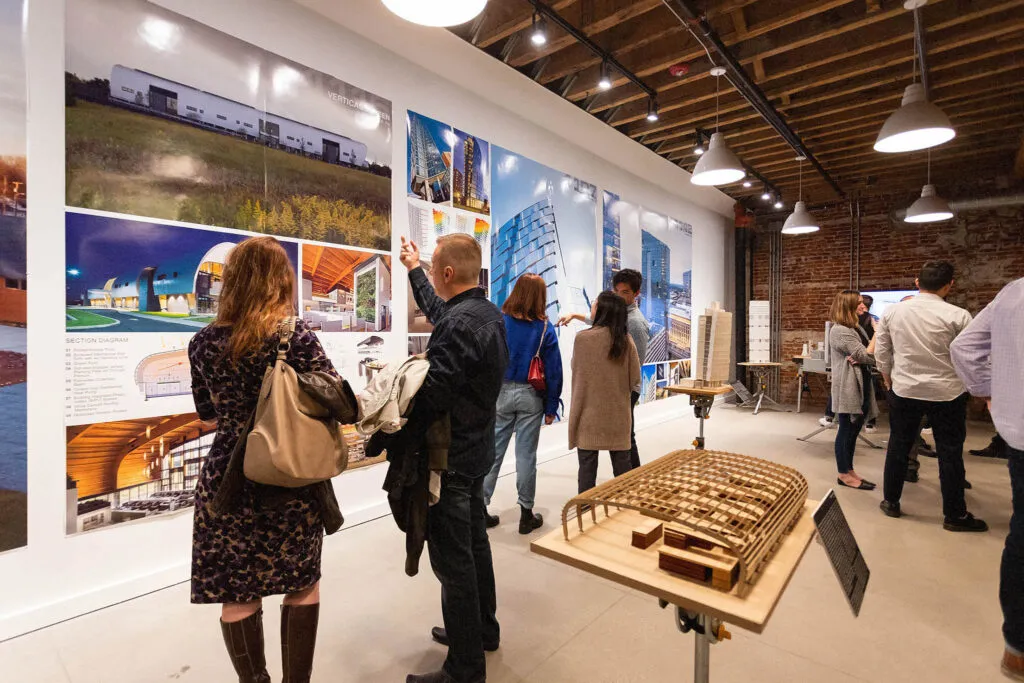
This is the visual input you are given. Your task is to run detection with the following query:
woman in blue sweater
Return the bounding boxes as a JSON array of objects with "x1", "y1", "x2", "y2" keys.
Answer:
[{"x1": 483, "y1": 273, "x2": 563, "y2": 535}]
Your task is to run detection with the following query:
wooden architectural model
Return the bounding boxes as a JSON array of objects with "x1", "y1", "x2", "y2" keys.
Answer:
[
  {"x1": 563, "y1": 449, "x2": 808, "y2": 594},
  {"x1": 678, "y1": 302, "x2": 733, "y2": 388}
]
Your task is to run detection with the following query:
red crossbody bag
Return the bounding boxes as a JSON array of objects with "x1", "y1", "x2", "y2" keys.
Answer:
[{"x1": 527, "y1": 321, "x2": 547, "y2": 393}]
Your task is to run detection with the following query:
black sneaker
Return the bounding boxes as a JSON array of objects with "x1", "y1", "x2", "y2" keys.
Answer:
[
  {"x1": 879, "y1": 500, "x2": 902, "y2": 518},
  {"x1": 519, "y1": 507, "x2": 544, "y2": 535},
  {"x1": 904, "y1": 471, "x2": 919, "y2": 483},
  {"x1": 944, "y1": 513, "x2": 988, "y2": 533},
  {"x1": 485, "y1": 513, "x2": 499, "y2": 529}
]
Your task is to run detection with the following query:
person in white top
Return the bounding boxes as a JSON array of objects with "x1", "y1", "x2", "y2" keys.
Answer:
[{"x1": 874, "y1": 261, "x2": 987, "y2": 532}]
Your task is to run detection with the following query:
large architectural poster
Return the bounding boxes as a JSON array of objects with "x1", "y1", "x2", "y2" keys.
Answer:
[
  {"x1": 405, "y1": 111, "x2": 491, "y2": 336},
  {"x1": 603, "y1": 192, "x2": 693, "y2": 403},
  {"x1": 63, "y1": 0, "x2": 394, "y2": 536},
  {"x1": 0, "y1": 0, "x2": 27, "y2": 553},
  {"x1": 490, "y1": 148, "x2": 598, "y2": 405}
]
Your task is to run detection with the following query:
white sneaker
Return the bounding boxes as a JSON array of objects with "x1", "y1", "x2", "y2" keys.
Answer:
[
  {"x1": 864, "y1": 425, "x2": 878, "y2": 434},
  {"x1": 819, "y1": 417, "x2": 834, "y2": 428}
]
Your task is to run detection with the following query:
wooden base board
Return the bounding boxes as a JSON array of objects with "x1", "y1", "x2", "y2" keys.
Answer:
[{"x1": 533, "y1": 503, "x2": 818, "y2": 634}]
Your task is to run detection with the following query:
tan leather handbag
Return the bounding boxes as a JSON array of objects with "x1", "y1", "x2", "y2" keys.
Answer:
[{"x1": 244, "y1": 318, "x2": 348, "y2": 487}]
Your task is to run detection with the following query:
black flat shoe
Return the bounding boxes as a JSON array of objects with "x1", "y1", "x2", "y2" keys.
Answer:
[
  {"x1": 430, "y1": 627, "x2": 499, "y2": 652},
  {"x1": 904, "y1": 471, "x2": 919, "y2": 483},
  {"x1": 485, "y1": 513, "x2": 499, "y2": 529},
  {"x1": 857, "y1": 478, "x2": 877, "y2": 488},
  {"x1": 837, "y1": 478, "x2": 874, "y2": 490},
  {"x1": 964, "y1": 480, "x2": 973, "y2": 490}
]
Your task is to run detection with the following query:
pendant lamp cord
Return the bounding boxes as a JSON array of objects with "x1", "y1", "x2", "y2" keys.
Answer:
[
  {"x1": 715, "y1": 75, "x2": 720, "y2": 132},
  {"x1": 912, "y1": 8, "x2": 919, "y2": 83},
  {"x1": 927, "y1": 148, "x2": 931, "y2": 185},
  {"x1": 798, "y1": 158, "x2": 803, "y2": 202}
]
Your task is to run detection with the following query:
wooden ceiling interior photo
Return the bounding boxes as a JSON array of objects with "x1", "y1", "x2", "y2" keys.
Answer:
[
  {"x1": 450, "y1": 0, "x2": 1024, "y2": 212},
  {"x1": 303, "y1": 246, "x2": 377, "y2": 297},
  {"x1": 67, "y1": 415, "x2": 212, "y2": 498}
]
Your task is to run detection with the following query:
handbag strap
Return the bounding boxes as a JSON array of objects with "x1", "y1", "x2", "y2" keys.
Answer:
[
  {"x1": 277, "y1": 316, "x2": 297, "y2": 360},
  {"x1": 533, "y1": 320, "x2": 547, "y2": 359}
]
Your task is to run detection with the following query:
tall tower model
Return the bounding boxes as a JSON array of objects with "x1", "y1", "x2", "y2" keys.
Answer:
[{"x1": 691, "y1": 302, "x2": 733, "y2": 387}]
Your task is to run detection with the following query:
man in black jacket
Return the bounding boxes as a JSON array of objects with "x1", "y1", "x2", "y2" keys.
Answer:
[{"x1": 401, "y1": 233, "x2": 509, "y2": 683}]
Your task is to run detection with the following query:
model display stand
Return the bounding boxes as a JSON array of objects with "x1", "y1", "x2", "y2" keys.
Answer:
[
  {"x1": 561, "y1": 449, "x2": 808, "y2": 595},
  {"x1": 532, "y1": 449, "x2": 818, "y2": 683},
  {"x1": 665, "y1": 384, "x2": 734, "y2": 450}
]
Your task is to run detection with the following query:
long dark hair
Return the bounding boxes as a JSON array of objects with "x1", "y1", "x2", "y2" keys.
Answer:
[{"x1": 592, "y1": 291, "x2": 629, "y2": 361}]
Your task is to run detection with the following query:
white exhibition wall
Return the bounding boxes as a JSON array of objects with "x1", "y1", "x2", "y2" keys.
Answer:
[{"x1": 0, "y1": 0, "x2": 733, "y2": 640}]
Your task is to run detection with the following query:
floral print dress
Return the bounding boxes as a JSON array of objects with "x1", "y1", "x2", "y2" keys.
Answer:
[{"x1": 188, "y1": 319, "x2": 338, "y2": 604}]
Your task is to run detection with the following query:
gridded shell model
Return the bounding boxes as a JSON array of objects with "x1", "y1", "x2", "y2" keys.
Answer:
[{"x1": 562, "y1": 449, "x2": 808, "y2": 592}]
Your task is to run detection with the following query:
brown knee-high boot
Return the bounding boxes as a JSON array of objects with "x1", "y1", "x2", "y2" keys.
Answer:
[
  {"x1": 220, "y1": 609, "x2": 272, "y2": 683},
  {"x1": 281, "y1": 604, "x2": 319, "y2": 683}
]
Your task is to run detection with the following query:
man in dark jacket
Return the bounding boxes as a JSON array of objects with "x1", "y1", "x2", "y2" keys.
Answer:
[{"x1": 400, "y1": 233, "x2": 509, "y2": 683}]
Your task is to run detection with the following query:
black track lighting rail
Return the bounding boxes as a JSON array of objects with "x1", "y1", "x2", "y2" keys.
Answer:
[
  {"x1": 661, "y1": 0, "x2": 846, "y2": 199},
  {"x1": 527, "y1": 0, "x2": 657, "y2": 100}
]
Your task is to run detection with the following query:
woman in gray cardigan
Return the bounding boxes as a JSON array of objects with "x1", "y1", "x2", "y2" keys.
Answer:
[{"x1": 829, "y1": 290, "x2": 879, "y2": 490}]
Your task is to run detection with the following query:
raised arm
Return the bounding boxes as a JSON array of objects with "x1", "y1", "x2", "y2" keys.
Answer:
[{"x1": 409, "y1": 267, "x2": 448, "y2": 325}]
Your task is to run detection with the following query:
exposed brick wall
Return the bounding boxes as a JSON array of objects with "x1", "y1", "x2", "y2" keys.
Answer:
[{"x1": 749, "y1": 198, "x2": 1024, "y2": 410}]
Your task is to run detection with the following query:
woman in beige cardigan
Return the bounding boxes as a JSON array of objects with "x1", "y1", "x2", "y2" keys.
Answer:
[{"x1": 568, "y1": 291, "x2": 641, "y2": 493}]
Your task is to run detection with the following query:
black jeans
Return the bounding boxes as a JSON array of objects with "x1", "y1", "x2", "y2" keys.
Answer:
[
  {"x1": 834, "y1": 414, "x2": 865, "y2": 474},
  {"x1": 629, "y1": 391, "x2": 641, "y2": 469},
  {"x1": 882, "y1": 391, "x2": 968, "y2": 519},
  {"x1": 578, "y1": 449, "x2": 632, "y2": 493},
  {"x1": 1003, "y1": 446, "x2": 1024, "y2": 653},
  {"x1": 427, "y1": 472, "x2": 499, "y2": 682}
]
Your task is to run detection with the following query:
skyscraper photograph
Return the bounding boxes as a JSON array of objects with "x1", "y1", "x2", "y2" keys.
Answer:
[
  {"x1": 602, "y1": 194, "x2": 693, "y2": 360},
  {"x1": 453, "y1": 130, "x2": 490, "y2": 215},
  {"x1": 490, "y1": 148, "x2": 596, "y2": 321},
  {"x1": 406, "y1": 110, "x2": 452, "y2": 204}
]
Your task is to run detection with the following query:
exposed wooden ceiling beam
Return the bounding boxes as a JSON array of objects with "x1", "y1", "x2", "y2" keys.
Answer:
[
  {"x1": 507, "y1": 0, "x2": 663, "y2": 68},
  {"x1": 477, "y1": 0, "x2": 579, "y2": 48},
  {"x1": 579, "y1": 0, "x2": 933, "y2": 112},
  {"x1": 622, "y1": 16, "x2": 1024, "y2": 137},
  {"x1": 650, "y1": 57, "x2": 1024, "y2": 155}
]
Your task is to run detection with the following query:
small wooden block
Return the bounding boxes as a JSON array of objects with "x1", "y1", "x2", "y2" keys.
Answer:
[
  {"x1": 663, "y1": 525, "x2": 726, "y2": 552},
  {"x1": 631, "y1": 519, "x2": 664, "y2": 549},
  {"x1": 659, "y1": 545, "x2": 740, "y2": 592}
]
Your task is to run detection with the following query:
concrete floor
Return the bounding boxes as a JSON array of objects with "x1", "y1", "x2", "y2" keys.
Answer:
[{"x1": 0, "y1": 405, "x2": 1010, "y2": 682}]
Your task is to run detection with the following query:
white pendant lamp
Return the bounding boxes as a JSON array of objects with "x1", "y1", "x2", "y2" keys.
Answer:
[
  {"x1": 874, "y1": 1, "x2": 955, "y2": 153},
  {"x1": 690, "y1": 67, "x2": 745, "y2": 187},
  {"x1": 905, "y1": 185, "x2": 953, "y2": 222},
  {"x1": 874, "y1": 83, "x2": 955, "y2": 153},
  {"x1": 782, "y1": 156, "x2": 819, "y2": 235},
  {"x1": 382, "y1": 0, "x2": 488, "y2": 27},
  {"x1": 905, "y1": 150, "x2": 953, "y2": 222}
]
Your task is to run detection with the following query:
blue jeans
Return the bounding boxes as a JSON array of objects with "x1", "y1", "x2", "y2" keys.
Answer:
[
  {"x1": 484, "y1": 382, "x2": 545, "y2": 510},
  {"x1": 1004, "y1": 446, "x2": 1024, "y2": 653}
]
